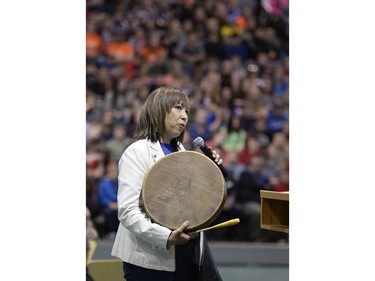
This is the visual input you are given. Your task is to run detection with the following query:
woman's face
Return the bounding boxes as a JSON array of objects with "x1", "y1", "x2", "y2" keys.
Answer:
[{"x1": 161, "y1": 103, "x2": 189, "y2": 143}]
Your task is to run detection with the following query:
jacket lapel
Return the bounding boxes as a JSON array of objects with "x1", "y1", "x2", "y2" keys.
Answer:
[{"x1": 147, "y1": 140, "x2": 165, "y2": 163}]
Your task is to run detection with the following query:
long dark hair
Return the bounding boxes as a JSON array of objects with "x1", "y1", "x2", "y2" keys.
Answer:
[{"x1": 134, "y1": 87, "x2": 190, "y2": 150}]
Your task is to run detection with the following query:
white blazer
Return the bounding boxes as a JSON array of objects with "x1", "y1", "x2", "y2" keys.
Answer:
[{"x1": 111, "y1": 138, "x2": 187, "y2": 271}]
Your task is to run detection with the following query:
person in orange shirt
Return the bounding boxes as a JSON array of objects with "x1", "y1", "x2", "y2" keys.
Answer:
[
  {"x1": 105, "y1": 33, "x2": 135, "y2": 63},
  {"x1": 86, "y1": 22, "x2": 103, "y2": 58},
  {"x1": 105, "y1": 33, "x2": 137, "y2": 80},
  {"x1": 141, "y1": 33, "x2": 167, "y2": 64}
]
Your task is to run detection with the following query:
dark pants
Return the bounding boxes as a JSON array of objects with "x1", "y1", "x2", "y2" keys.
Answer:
[
  {"x1": 103, "y1": 209, "x2": 120, "y2": 233},
  {"x1": 123, "y1": 238, "x2": 198, "y2": 281}
]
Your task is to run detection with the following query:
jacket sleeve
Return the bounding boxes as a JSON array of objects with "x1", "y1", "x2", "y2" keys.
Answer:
[{"x1": 117, "y1": 142, "x2": 172, "y2": 251}]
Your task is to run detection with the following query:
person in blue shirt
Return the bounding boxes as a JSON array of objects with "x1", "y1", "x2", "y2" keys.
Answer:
[
  {"x1": 188, "y1": 107, "x2": 214, "y2": 142},
  {"x1": 98, "y1": 161, "x2": 119, "y2": 238},
  {"x1": 266, "y1": 104, "x2": 288, "y2": 137}
]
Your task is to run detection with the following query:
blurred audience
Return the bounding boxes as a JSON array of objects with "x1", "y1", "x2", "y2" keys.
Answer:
[{"x1": 86, "y1": 0, "x2": 289, "y2": 243}]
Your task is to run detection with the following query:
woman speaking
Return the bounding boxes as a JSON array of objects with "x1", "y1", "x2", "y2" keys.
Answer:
[{"x1": 111, "y1": 87, "x2": 223, "y2": 281}]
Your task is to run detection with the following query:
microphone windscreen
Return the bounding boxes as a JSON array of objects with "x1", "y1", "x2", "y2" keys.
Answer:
[{"x1": 192, "y1": 137, "x2": 204, "y2": 148}]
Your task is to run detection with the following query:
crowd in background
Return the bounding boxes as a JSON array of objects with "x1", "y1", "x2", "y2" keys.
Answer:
[{"x1": 86, "y1": 0, "x2": 289, "y2": 243}]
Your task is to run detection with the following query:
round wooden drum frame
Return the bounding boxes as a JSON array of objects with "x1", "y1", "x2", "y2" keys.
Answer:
[{"x1": 141, "y1": 151, "x2": 226, "y2": 232}]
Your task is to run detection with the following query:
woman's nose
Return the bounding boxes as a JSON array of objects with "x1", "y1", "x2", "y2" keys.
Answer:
[{"x1": 181, "y1": 111, "x2": 188, "y2": 120}]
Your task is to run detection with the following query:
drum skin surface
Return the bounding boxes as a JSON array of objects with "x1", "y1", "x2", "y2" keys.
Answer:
[{"x1": 141, "y1": 151, "x2": 226, "y2": 232}]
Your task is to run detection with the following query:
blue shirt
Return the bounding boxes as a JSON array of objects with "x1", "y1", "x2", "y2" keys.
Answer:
[
  {"x1": 98, "y1": 178, "x2": 118, "y2": 210},
  {"x1": 160, "y1": 142, "x2": 176, "y2": 155}
]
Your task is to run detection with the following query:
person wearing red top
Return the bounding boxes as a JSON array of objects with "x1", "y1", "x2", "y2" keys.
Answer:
[
  {"x1": 238, "y1": 133, "x2": 263, "y2": 165},
  {"x1": 272, "y1": 170, "x2": 289, "y2": 192}
]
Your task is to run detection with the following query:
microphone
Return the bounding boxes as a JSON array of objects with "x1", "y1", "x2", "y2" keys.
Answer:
[{"x1": 192, "y1": 137, "x2": 228, "y2": 179}]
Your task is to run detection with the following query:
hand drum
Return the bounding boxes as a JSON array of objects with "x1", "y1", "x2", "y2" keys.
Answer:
[{"x1": 141, "y1": 151, "x2": 226, "y2": 232}]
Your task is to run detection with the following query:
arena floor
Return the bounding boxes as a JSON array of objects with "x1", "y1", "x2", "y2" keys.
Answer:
[{"x1": 89, "y1": 240, "x2": 289, "y2": 281}]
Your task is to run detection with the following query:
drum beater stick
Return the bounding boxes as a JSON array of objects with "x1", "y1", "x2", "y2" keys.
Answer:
[{"x1": 187, "y1": 218, "x2": 240, "y2": 235}]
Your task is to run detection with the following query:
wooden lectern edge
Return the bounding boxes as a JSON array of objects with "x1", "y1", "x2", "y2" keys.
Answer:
[{"x1": 260, "y1": 190, "x2": 289, "y2": 201}]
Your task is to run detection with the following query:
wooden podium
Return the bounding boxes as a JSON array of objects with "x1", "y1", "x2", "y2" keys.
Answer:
[{"x1": 260, "y1": 190, "x2": 289, "y2": 233}]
